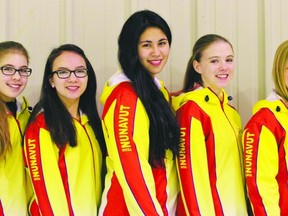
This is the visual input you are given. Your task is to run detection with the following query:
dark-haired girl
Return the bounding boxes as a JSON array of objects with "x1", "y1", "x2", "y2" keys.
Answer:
[
  {"x1": 24, "y1": 44, "x2": 106, "y2": 215},
  {"x1": 99, "y1": 10, "x2": 180, "y2": 215}
]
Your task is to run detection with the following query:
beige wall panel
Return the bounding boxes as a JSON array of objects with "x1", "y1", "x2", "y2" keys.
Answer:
[
  {"x1": 0, "y1": 1, "x2": 8, "y2": 40},
  {"x1": 264, "y1": 0, "x2": 288, "y2": 96},
  {"x1": 169, "y1": 0, "x2": 194, "y2": 92},
  {"x1": 1, "y1": 0, "x2": 287, "y2": 127},
  {"x1": 236, "y1": 0, "x2": 261, "y2": 125}
]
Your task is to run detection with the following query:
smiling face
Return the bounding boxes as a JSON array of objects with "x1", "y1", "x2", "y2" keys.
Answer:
[
  {"x1": 137, "y1": 27, "x2": 170, "y2": 77},
  {"x1": 0, "y1": 52, "x2": 29, "y2": 102},
  {"x1": 193, "y1": 41, "x2": 234, "y2": 96},
  {"x1": 49, "y1": 51, "x2": 88, "y2": 108}
]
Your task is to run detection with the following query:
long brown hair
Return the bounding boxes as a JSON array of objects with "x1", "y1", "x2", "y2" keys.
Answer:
[
  {"x1": 0, "y1": 100, "x2": 10, "y2": 159},
  {"x1": 183, "y1": 34, "x2": 233, "y2": 92},
  {"x1": 0, "y1": 41, "x2": 30, "y2": 159}
]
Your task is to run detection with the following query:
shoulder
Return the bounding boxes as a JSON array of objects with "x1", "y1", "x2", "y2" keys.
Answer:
[{"x1": 27, "y1": 112, "x2": 47, "y2": 130}]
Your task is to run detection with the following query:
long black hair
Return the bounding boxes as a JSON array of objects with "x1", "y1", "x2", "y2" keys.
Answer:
[
  {"x1": 183, "y1": 34, "x2": 233, "y2": 92},
  {"x1": 27, "y1": 44, "x2": 106, "y2": 155},
  {"x1": 118, "y1": 10, "x2": 180, "y2": 166}
]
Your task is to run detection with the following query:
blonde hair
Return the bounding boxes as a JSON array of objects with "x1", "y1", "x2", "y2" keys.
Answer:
[{"x1": 272, "y1": 40, "x2": 288, "y2": 103}]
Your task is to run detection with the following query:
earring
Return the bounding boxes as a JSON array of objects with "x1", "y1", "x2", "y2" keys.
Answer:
[{"x1": 51, "y1": 83, "x2": 55, "y2": 88}]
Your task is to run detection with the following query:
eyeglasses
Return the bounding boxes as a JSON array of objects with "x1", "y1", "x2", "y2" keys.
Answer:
[
  {"x1": 50, "y1": 68, "x2": 88, "y2": 79},
  {"x1": 0, "y1": 66, "x2": 32, "y2": 77}
]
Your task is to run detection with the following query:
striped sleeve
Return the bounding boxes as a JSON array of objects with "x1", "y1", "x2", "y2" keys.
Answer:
[
  {"x1": 24, "y1": 114, "x2": 71, "y2": 216},
  {"x1": 102, "y1": 83, "x2": 163, "y2": 215},
  {"x1": 243, "y1": 108, "x2": 285, "y2": 216},
  {"x1": 176, "y1": 101, "x2": 220, "y2": 215}
]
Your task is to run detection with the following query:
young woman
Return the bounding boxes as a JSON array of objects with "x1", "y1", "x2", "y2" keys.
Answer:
[
  {"x1": 0, "y1": 41, "x2": 32, "y2": 215},
  {"x1": 99, "y1": 10, "x2": 180, "y2": 215},
  {"x1": 173, "y1": 34, "x2": 248, "y2": 215},
  {"x1": 243, "y1": 40, "x2": 288, "y2": 215},
  {"x1": 24, "y1": 44, "x2": 106, "y2": 215}
]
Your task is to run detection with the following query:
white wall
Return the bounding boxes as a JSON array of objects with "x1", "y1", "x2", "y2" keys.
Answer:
[{"x1": 1, "y1": 0, "x2": 288, "y2": 125}]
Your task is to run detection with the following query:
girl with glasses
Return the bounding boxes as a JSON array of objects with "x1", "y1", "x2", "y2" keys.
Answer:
[
  {"x1": 24, "y1": 44, "x2": 106, "y2": 215},
  {"x1": 0, "y1": 41, "x2": 32, "y2": 216}
]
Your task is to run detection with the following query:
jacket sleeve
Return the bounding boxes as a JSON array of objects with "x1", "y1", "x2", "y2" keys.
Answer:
[
  {"x1": 243, "y1": 108, "x2": 284, "y2": 216},
  {"x1": 102, "y1": 85, "x2": 164, "y2": 216},
  {"x1": 176, "y1": 100, "x2": 216, "y2": 215},
  {"x1": 24, "y1": 114, "x2": 71, "y2": 216}
]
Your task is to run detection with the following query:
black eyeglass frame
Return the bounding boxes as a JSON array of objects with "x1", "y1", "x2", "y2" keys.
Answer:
[
  {"x1": 50, "y1": 69, "x2": 88, "y2": 79},
  {"x1": 0, "y1": 66, "x2": 32, "y2": 77}
]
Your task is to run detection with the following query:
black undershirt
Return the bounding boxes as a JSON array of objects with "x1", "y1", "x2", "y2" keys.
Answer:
[{"x1": 5, "y1": 100, "x2": 17, "y2": 117}]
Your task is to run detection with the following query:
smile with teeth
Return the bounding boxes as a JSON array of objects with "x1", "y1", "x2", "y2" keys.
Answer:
[
  {"x1": 216, "y1": 74, "x2": 228, "y2": 78},
  {"x1": 67, "y1": 86, "x2": 79, "y2": 91},
  {"x1": 149, "y1": 59, "x2": 162, "y2": 66},
  {"x1": 8, "y1": 83, "x2": 21, "y2": 88}
]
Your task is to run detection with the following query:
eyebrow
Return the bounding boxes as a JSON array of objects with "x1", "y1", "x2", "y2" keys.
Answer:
[
  {"x1": 2, "y1": 64, "x2": 28, "y2": 68},
  {"x1": 139, "y1": 38, "x2": 168, "y2": 44},
  {"x1": 208, "y1": 54, "x2": 234, "y2": 59},
  {"x1": 55, "y1": 66, "x2": 86, "y2": 70}
]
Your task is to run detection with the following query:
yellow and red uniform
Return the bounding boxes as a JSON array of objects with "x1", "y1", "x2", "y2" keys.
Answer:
[
  {"x1": 0, "y1": 97, "x2": 30, "y2": 216},
  {"x1": 24, "y1": 111, "x2": 103, "y2": 215},
  {"x1": 99, "y1": 72, "x2": 179, "y2": 216},
  {"x1": 173, "y1": 87, "x2": 247, "y2": 216},
  {"x1": 243, "y1": 91, "x2": 288, "y2": 216}
]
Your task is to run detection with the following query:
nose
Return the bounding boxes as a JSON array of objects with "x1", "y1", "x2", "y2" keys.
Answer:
[
  {"x1": 11, "y1": 71, "x2": 21, "y2": 80},
  {"x1": 219, "y1": 61, "x2": 228, "y2": 71},
  {"x1": 151, "y1": 45, "x2": 160, "y2": 56},
  {"x1": 67, "y1": 71, "x2": 78, "y2": 81}
]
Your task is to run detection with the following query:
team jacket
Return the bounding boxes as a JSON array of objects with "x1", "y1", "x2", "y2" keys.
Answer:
[
  {"x1": 99, "y1": 71, "x2": 179, "y2": 216},
  {"x1": 243, "y1": 91, "x2": 288, "y2": 216},
  {"x1": 0, "y1": 97, "x2": 31, "y2": 216},
  {"x1": 173, "y1": 87, "x2": 247, "y2": 216},
  {"x1": 24, "y1": 111, "x2": 103, "y2": 216}
]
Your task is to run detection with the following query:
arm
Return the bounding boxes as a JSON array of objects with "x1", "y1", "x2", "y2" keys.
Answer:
[
  {"x1": 24, "y1": 114, "x2": 71, "y2": 215},
  {"x1": 102, "y1": 84, "x2": 163, "y2": 215},
  {"x1": 176, "y1": 101, "x2": 216, "y2": 216},
  {"x1": 243, "y1": 109, "x2": 284, "y2": 216}
]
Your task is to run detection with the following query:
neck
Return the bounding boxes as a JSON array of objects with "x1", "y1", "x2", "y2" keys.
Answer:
[{"x1": 63, "y1": 100, "x2": 80, "y2": 120}]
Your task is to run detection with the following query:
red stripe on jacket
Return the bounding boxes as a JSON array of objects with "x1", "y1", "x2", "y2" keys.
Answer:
[
  {"x1": 102, "y1": 82, "x2": 166, "y2": 215},
  {"x1": 0, "y1": 200, "x2": 3, "y2": 216},
  {"x1": 58, "y1": 145, "x2": 74, "y2": 216},
  {"x1": 244, "y1": 108, "x2": 288, "y2": 215},
  {"x1": 25, "y1": 113, "x2": 54, "y2": 215},
  {"x1": 176, "y1": 100, "x2": 224, "y2": 215}
]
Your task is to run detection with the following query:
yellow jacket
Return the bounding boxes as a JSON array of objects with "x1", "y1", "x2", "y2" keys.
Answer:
[
  {"x1": 0, "y1": 97, "x2": 31, "y2": 216},
  {"x1": 173, "y1": 87, "x2": 247, "y2": 216},
  {"x1": 24, "y1": 111, "x2": 102, "y2": 215},
  {"x1": 99, "y1": 71, "x2": 179, "y2": 216},
  {"x1": 243, "y1": 90, "x2": 288, "y2": 216}
]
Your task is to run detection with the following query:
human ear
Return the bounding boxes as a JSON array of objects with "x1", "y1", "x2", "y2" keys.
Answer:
[
  {"x1": 49, "y1": 79, "x2": 55, "y2": 88},
  {"x1": 193, "y1": 60, "x2": 201, "y2": 74}
]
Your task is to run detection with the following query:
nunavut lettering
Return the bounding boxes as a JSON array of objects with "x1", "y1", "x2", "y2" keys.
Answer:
[
  {"x1": 179, "y1": 128, "x2": 187, "y2": 169},
  {"x1": 245, "y1": 132, "x2": 254, "y2": 177},
  {"x1": 28, "y1": 139, "x2": 41, "y2": 181},
  {"x1": 118, "y1": 105, "x2": 132, "y2": 152}
]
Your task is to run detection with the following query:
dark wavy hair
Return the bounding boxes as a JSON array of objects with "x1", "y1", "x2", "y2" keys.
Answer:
[
  {"x1": 27, "y1": 44, "x2": 106, "y2": 155},
  {"x1": 118, "y1": 10, "x2": 180, "y2": 166},
  {"x1": 183, "y1": 34, "x2": 233, "y2": 92}
]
